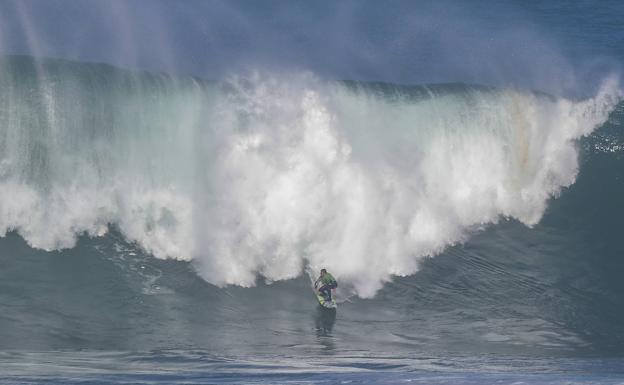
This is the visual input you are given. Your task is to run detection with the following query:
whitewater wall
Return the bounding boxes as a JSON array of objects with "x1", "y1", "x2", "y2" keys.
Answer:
[{"x1": 0, "y1": 57, "x2": 619, "y2": 297}]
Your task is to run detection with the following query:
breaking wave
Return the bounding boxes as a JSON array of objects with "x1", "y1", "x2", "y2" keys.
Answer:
[{"x1": 0, "y1": 56, "x2": 620, "y2": 297}]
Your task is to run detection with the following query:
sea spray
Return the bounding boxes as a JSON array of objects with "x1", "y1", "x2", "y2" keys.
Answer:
[{"x1": 0, "y1": 57, "x2": 619, "y2": 297}]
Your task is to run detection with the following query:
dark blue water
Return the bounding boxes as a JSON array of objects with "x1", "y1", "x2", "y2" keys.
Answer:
[{"x1": 1, "y1": 1, "x2": 624, "y2": 384}]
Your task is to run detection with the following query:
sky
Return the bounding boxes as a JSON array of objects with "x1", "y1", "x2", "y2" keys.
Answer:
[{"x1": 0, "y1": 0, "x2": 621, "y2": 96}]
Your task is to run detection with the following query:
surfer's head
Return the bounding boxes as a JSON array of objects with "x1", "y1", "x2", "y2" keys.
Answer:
[{"x1": 320, "y1": 268, "x2": 327, "y2": 276}]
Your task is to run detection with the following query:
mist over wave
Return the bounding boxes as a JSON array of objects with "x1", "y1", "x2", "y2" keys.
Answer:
[{"x1": 0, "y1": 57, "x2": 620, "y2": 297}]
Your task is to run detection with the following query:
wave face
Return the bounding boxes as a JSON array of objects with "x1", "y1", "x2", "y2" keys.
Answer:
[{"x1": 0, "y1": 56, "x2": 620, "y2": 298}]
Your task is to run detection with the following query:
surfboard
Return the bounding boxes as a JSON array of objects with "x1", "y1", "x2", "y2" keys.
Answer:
[{"x1": 314, "y1": 287, "x2": 337, "y2": 309}]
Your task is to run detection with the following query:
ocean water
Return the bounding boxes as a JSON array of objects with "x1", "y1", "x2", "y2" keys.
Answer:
[{"x1": 1, "y1": 1, "x2": 624, "y2": 384}]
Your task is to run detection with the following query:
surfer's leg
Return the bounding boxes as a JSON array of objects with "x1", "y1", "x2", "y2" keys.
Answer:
[
  {"x1": 327, "y1": 283, "x2": 337, "y2": 300},
  {"x1": 320, "y1": 285, "x2": 330, "y2": 300}
]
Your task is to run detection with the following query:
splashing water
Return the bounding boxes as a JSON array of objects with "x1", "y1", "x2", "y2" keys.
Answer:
[{"x1": 0, "y1": 57, "x2": 620, "y2": 297}]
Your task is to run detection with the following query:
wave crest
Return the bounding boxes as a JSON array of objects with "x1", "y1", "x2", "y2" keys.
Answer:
[{"x1": 0, "y1": 58, "x2": 620, "y2": 297}]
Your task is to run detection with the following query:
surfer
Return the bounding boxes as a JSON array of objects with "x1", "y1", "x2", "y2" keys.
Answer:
[{"x1": 314, "y1": 269, "x2": 338, "y2": 302}]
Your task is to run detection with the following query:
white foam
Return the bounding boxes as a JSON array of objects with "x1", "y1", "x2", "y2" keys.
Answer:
[{"x1": 0, "y1": 69, "x2": 620, "y2": 297}]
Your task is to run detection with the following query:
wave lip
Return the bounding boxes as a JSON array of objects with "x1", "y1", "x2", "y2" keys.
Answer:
[{"x1": 0, "y1": 57, "x2": 620, "y2": 297}]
